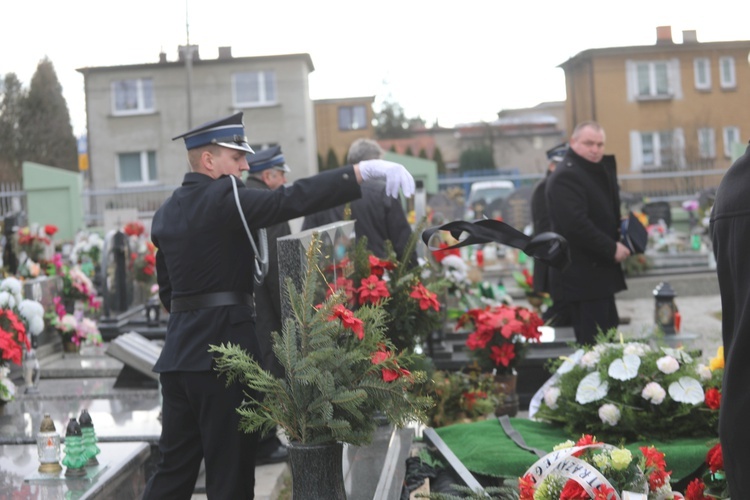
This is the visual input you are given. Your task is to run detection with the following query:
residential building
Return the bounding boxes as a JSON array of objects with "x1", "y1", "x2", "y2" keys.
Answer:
[
  {"x1": 560, "y1": 26, "x2": 750, "y2": 197},
  {"x1": 313, "y1": 96, "x2": 376, "y2": 167},
  {"x1": 77, "y1": 47, "x2": 317, "y2": 222}
]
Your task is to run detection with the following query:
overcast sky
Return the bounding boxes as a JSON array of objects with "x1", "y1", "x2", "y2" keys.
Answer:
[{"x1": 3, "y1": 1, "x2": 748, "y2": 137}]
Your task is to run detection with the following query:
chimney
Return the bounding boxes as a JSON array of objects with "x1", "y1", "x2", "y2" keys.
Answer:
[
  {"x1": 656, "y1": 26, "x2": 673, "y2": 45},
  {"x1": 158, "y1": 52, "x2": 167, "y2": 63},
  {"x1": 682, "y1": 30, "x2": 698, "y2": 44},
  {"x1": 218, "y1": 46, "x2": 232, "y2": 59},
  {"x1": 178, "y1": 45, "x2": 200, "y2": 62}
]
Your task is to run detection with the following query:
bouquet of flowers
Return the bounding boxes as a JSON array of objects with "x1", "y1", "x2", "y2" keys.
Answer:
[
  {"x1": 513, "y1": 268, "x2": 553, "y2": 307},
  {"x1": 533, "y1": 330, "x2": 722, "y2": 441},
  {"x1": 329, "y1": 228, "x2": 448, "y2": 352},
  {"x1": 0, "y1": 277, "x2": 45, "y2": 402},
  {"x1": 457, "y1": 303, "x2": 543, "y2": 375},
  {"x1": 684, "y1": 442, "x2": 728, "y2": 499},
  {"x1": 68, "y1": 231, "x2": 105, "y2": 278},
  {"x1": 131, "y1": 241, "x2": 157, "y2": 284},
  {"x1": 425, "y1": 368, "x2": 501, "y2": 428},
  {"x1": 47, "y1": 254, "x2": 99, "y2": 309},
  {"x1": 518, "y1": 434, "x2": 681, "y2": 499},
  {"x1": 16, "y1": 224, "x2": 57, "y2": 262},
  {"x1": 123, "y1": 220, "x2": 145, "y2": 238},
  {"x1": 210, "y1": 235, "x2": 432, "y2": 446},
  {"x1": 48, "y1": 301, "x2": 102, "y2": 347}
]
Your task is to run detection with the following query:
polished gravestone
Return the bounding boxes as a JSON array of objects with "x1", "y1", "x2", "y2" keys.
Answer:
[{"x1": 105, "y1": 331, "x2": 161, "y2": 388}]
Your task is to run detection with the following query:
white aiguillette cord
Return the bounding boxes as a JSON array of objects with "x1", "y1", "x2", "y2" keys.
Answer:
[{"x1": 230, "y1": 175, "x2": 269, "y2": 285}]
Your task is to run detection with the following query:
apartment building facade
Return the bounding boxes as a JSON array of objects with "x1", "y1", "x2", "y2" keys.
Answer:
[
  {"x1": 560, "y1": 26, "x2": 750, "y2": 196},
  {"x1": 314, "y1": 96, "x2": 376, "y2": 167}
]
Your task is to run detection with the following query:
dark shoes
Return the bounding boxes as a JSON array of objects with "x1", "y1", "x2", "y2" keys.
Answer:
[{"x1": 256, "y1": 443, "x2": 288, "y2": 465}]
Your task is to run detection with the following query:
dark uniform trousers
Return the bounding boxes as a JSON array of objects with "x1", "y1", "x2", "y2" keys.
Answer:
[
  {"x1": 143, "y1": 371, "x2": 257, "y2": 499},
  {"x1": 568, "y1": 296, "x2": 619, "y2": 346}
]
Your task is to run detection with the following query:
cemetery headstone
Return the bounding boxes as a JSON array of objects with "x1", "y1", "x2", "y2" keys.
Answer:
[
  {"x1": 642, "y1": 201, "x2": 672, "y2": 228},
  {"x1": 427, "y1": 192, "x2": 463, "y2": 222},
  {"x1": 498, "y1": 186, "x2": 534, "y2": 230},
  {"x1": 101, "y1": 230, "x2": 133, "y2": 316}
]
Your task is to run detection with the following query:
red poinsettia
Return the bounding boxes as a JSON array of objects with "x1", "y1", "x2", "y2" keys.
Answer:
[
  {"x1": 328, "y1": 304, "x2": 364, "y2": 340},
  {"x1": 44, "y1": 224, "x2": 58, "y2": 236},
  {"x1": 371, "y1": 346, "x2": 410, "y2": 382},
  {"x1": 459, "y1": 304, "x2": 543, "y2": 374},
  {"x1": 367, "y1": 255, "x2": 396, "y2": 278},
  {"x1": 0, "y1": 309, "x2": 30, "y2": 365},
  {"x1": 326, "y1": 276, "x2": 355, "y2": 305},
  {"x1": 409, "y1": 282, "x2": 440, "y2": 311},
  {"x1": 357, "y1": 275, "x2": 390, "y2": 305},
  {"x1": 704, "y1": 387, "x2": 721, "y2": 410}
]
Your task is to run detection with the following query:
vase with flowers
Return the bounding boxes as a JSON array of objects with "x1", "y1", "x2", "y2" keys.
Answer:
[
  {"x1": 48, "y1": 304, "x2": 102, "y2": 354},
  {"x1": 0, "y1": 277, "x2": 46, "y2": 402},
  {"x1": 513, "y1": 269, "x2": 552, "y2": 313},
  {"x1": 210, "y1": 236, "x2": 432, "y2": 499},
  {"x1": 47, "y1": 253, "x2": 100, "y2": 313},
  {"x1": 16, "y1": 224, "x2": 57, "y2": 264},
  {"x1": 457, "y1": 303, "x2": 543, "y2": 416}
]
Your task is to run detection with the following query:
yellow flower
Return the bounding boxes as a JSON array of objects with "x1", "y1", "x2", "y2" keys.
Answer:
[
  {"x1": 709, "y1": 346, "x2": 724, "y2": 371},
  {"x1": 635, "y1": 211, "x2": 649, "y2": 227},
  {"x1": 610, "y1": 448, "x2": 633, "y2": 470},
  {"x1": 553, "y1": 440, "x2": 575, "y2": 451},
  {"x1": 592, "y1": 453, "x2": 610, "y2": 470}
]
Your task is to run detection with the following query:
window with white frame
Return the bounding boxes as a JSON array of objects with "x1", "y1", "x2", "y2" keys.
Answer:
[
  {"x1": 637, "y1": 61, "x2": 670, "y2": 97},
  {"x1": 723, "y1": 126, "x2": 740, "y2": 157},
  {"x1": 719, "y1": 56, "x2": 736, "y2": 89},
  {"x1": 118, "y1": 151, "x2": 157, "y2": 185},
  {"x1": 233, "y1": 71, "x2": 277, "y2": 107},
  {"x1": 693, "y1": 58, "x2": 711, "y2": 90},
  {"x1": 697, "y1": 128, "x2": 716, "y2": 159},
  {"x1": 338, "y1": 105, "x2": 367, "y2": 131},
  {"x1": 630, "y1": 129, "x2": 684, "y2": 170},
  {"x1": 112, "y1": 78, "x2": 154, "y2": 114}
]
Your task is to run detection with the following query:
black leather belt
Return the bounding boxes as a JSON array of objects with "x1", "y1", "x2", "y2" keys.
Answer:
[{"x1": 170, "y1": 291, "x2": 253, "y2": 313}]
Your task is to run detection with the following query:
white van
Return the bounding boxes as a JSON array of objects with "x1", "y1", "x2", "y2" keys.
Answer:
[{"x1": 466, "y1": 180, "x2": 515, "y2": 219}]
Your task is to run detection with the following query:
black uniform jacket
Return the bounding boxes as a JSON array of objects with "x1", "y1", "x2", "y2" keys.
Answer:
[
  {"x1": 710, "y1": 142, "x2": 750, "y2": 498},
  {"x1": 531, "y1": 172, "x2": 551, "y2": 294},
  {"x1": 545, "y1": 150, "x2": 626, "y2": 302},
  {"x1": 151, "y1": 166, "x2": 361, "y2": 373}
]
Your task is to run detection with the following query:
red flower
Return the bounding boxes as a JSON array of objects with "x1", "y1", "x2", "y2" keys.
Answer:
[
  {"x1": 370, "y1": 347, "x2": 410, "y2": 382},
  {"x1": 489, "y1": 343, "x2": 516, "y2": 368},
  {"x1": 409, "y1": 283, "x2": 440, "y2": 311},
  {"x1": 684, "y1": 478, "x2": 709, "y2": 500},
  {"x1": 367, "y1": 255, "x2": 396, "y2": 278},
  {"x1": 592, "y1": 484, "x2": 616, "y2": 500},
  {"x1": 462, "y1": 391, "x2": 487, "y2": 411},
  {"x1": 431, "y1": 242, "x2": 461, "y2": 263},
  {"x1": 640, "y1": 445, "x2": 667, "y2": 470},
  {"x1": 706, "y1": 443, "x2": 723, "y2": 473},
  {"x1": 328, "y1": 304, "x2": 364, "y2": 340},
  {"x1": 123, "y1": 221, "x2": 145, "y2": 237},
  {"x1": 573, "y1": 434, "x2": 597, "y2": 457},
  {"x1": 0, "y1": 310, "x2": 30, "y2": 366},
  {"x1": 704, "y1": 388, "x2": 721, "y2": 410},
  {"x1": 357, "y1": 275, "x2": 390, "y2": 305},
  {"x1": 44, "y1": 224, "x2": 58, "y2": 236},
  {"x1": 648, "y1": 468, "x2": 670, "y2": 490},
  {"x1": 559, "y1": 479, "x2": 588, "y2": 500},
  {"x1": 522, "y1": 268, "x2": 533, "y2": 287},
  {"x1": 518, "y1": 474, "x2": 535, "y2": 500},
  {"x1": 327, "y1": 277, "x2": 355, "y2": 304}
]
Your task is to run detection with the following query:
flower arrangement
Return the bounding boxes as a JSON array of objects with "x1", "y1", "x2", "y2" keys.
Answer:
[
  {"x1": 48, "y1": 295, "x2": 102, "y2": 347},
  {"x1": 425, "y1": 368, "x2": 501, "y2": 428},
  {"x1": 0, "y1": 277, "x2": 45, "y2": 402},
  {"x1": 457, "y1": 303, "x2": 543, "y2": 375},
  {"x1": 123, "y1": 220, "x2": 145, "y2": 237},
  {"x1": 69, "y1": 231, "x2": 105, "y2": 278},
  {"x1": 518, "y1": 434, "x2": 681, "y2": 500},
  {"x1": 47, "y1": 254, "x2": 100, "y2": 309},
  {"x1": 330, "y1": 227, "x2": 448, "y2": 352},
  {"x1": 684, "y1": 442, "x2": 728, "y2": 499},
  {"x1": 209, "y1": 235, "x2": 432, "y2": 446},
  {"x1": 533, "y1": 330, "x2": 722, "y2": 441},
  {"x1": 16, "y1": 224, "x2": 56, "y2": 263},
  {"x1": 513, "y1": 268, "x2": 553, "y2": 307},
  {"x1": 131, "y1": 241, "x2": 157, "y2": 284}
]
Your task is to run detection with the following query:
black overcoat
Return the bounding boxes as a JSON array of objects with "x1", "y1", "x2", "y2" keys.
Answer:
[
  {"x1": 710, "y1": 142, "x2": 750, "y2": 498},
  {"x1": 545, "y1": 150, "x2": 626, "y2": 302},
  {"x1": 151, "y1": 166, "x2": 361, "y2": 373},
  {"x1": 531, "y1": 173, "x2": 551, "y2": 294}
]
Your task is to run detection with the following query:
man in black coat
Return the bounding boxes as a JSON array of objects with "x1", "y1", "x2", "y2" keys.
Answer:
[
  {"x1": 710, "y1": 140, "x2": 750, "y2": 498},
  {"x1": 531, "y1": 142, "x2": 571, "y2": 326},
  {"x1": 244, "y1": 145, "x2": 291, "y2": 465},
  {"x1": 302, "y1": 138, "x2": 414, "y2": 262},
  {"x1": 545, "y1": 121, "x2": 629, "y2": 345},
  {"x1": 143, "y1": 112, "x2": 415, "y2": 499}
]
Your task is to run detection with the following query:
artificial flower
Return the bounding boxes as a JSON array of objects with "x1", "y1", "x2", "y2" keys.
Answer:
[
  {"x1": 706, "y1": 443, "x2": 723, "y2": 473},
  {"x1": 642, "y1": 381, "x2": 667, "y2": 405},
  {"x1": 704, "y1": 388, "x2": 721, "y2": 410},
  {"x1": 598, "y1": 403, "x2": 621, "y2": 426},
  {"x1": 356, "y1": 275, "x2": 390, "y2": 305},
  {"x1": 609, "y1": 448, "x2": 632, "y2": 470},
  {"x1": 608, "y1": 354, "x2": 640, "y2": 380},
  {"x1": 543, "y1": 387, "x2": 560, "y2": 410},
  {"x1": 668, "y1": 377, "x2": 705, "y2": 405},
  {"x1": 657, "y1": 355, "x2": 680, "y2": 374},
  {"x1": 409, "y1": 283, "x2": 440, "y2": 312},
  {"x1": 328, "y1": 304, "x2": 364, "y2": 340},
  {"x1": 576, "y1": 371, "x2": 609, "y2": 404}
]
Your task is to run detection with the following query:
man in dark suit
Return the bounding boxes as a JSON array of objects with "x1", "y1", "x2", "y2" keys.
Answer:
[
  {"x1": 531, "y1": 142, "x2": 571, "y2": 326},
  {"x1": 710, "y1": 140, "x2": 750, "y2": 498},
  {"x1": 144, "y1": 113, "x2": 415, "y2": 499},
  {"x1": 244, "y1": 145, "x2": 290, "y2": 465},
  {"x1": 302, "y1": 138, "x2": 414, "y2": 262},
  {"x1": 545, "y1": 121, "x2": 629, "y2": 345}
]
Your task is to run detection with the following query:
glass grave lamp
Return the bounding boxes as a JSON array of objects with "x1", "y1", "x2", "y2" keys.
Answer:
[
  {"x1": 37, "y1": 414, "x2": 62, "y2": 474},
  {"x1": 653, "y1": 281, "x2": 678, "y2": 335}
]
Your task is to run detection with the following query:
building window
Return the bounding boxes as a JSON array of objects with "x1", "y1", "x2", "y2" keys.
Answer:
[
  {"x1": 719, "y1": 56, "x2": 736, "y2": 89},
  {"x1": 630, "y1": 129, "x2": 685, "y2": 170},
  {"x1": 112, "y1": 78, "x2": 154, "y2": 115},
  {"x1": 338, "y1": 105, "x2": 367, "y2": 131},
  {"x1": 693, "y1": 58, "x2": 711, "y2": 90},
  {"x1": 637, "y1": 61, "x2": 670, "y2": 97},
  {"x1": 118, "y1": 151, "x2": 157, "y2": 185},
  {"x1": 698, "y1": 128, "x2": 716, "y2": 159},
  {"x1": 723, "y1": 126, "x2": 740, "y2": 157},
  {"x1": 233, "y1": 71, "x2": 277, "y2": 107},
  {"x1": 626, "y1": 59, "x2": 682, "y2": 101}
]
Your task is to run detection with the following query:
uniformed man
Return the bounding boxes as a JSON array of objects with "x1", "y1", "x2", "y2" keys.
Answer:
[
  {"x1": 144, "y1": 112, "x2": 414, "y2": 499},
  {"x1": 244, "y1": 145, "x2": 291, "y2": 465}
]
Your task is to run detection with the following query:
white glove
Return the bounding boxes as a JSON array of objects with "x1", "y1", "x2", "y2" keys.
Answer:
[{"x1": 358, "y1": 159, "x2": 416, "y2": 198}]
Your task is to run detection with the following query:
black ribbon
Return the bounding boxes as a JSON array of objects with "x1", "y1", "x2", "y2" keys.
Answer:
[{"x1": 422, "y1": 218, "x2": 571, "y2": 271}]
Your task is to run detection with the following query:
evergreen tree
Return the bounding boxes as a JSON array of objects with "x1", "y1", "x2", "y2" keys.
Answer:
[
  {"x1": 324, "y1": 147, "x2": 340, "y2": 171},
  {"x1": 18, "y1": 58, "x2": 77, "y2": 172},
  {"x1": 374, "y1": 100, "x2": 411, "y2": 139},
  {"x1": 417, "y1": 148, "x2": 428, "y2": 159},
  {"x1": 404, "y1": 145, "x2": 414, "y2": 157},
  {"x1": 459, "y1": 146, "x2": 495, "y2": 172},
  {"x1": 432, "y1": 147, "x2": 446, "y2": 175},
  {"x1": 0, "y1": 73, "x2": 26, "y2": 182},
  {"x1": 389, "y1": 145, "x2": 397, "y2": 153}
]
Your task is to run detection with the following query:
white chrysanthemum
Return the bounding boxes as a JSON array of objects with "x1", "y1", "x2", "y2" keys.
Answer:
[
  {"x1": 576, "y1": 372, "x2": 609, "y2": 404},
  {"x1": 0, "y1": 277, "x2": 23, "y2": 294},
  {"x1": 641, "y1": 381, "x2": 667, "y2": 405},
  {"x1": 623, "y1": 342, "x2": 651, "y2": 356},
  {"x1": 558, "y1": 350, "x2": 584, "y2": 374},
  {"x1": 592, "y1": 343, "x2": 614, "y2": 355},
  {"x1": 697, "y1": 364, "x2": 713, "y2": 381},
  {"x1": 19, "y1": 299, "x2": 44, "y2": 319},
  {"x1": 608, "y1": 354, "x2": 641, "y2": 381},
  {"x1": 661, "y1": 347, "x2": 693, "y2": 364},
  {"x1": 28, "y1": 315, "x2": 45, "y2": 336},
  {"x1": 657, "y1": 355, "x2": 680, "y2": 374},
  {"x1": 553, "y1": 440, "x2": 575, "y2": 451},
  {"x1": 579, "y1": 351, "x2": 601, "y2": 369},
  {"x1": 0, "y1": 291, "x2": 10, "y2": 308},
  {"x1": 598, "y1": 403, "x2": 621, "y2": 426},
  {"x1": 544, "y1": 387, "x2": 561, "y2": 409},
  {"x1": 668, "y1": 377, "x2": 705, "y2": 405}
]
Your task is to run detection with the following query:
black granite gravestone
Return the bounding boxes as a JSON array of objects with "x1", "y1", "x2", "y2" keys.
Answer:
[{"x1": 497, "y1": 186, "x2": 534, "y2": 230}]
